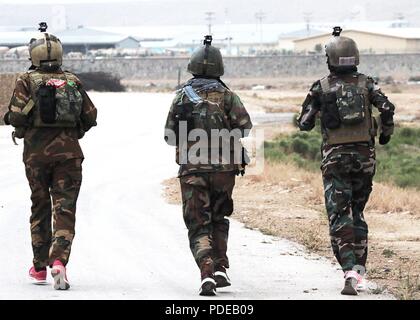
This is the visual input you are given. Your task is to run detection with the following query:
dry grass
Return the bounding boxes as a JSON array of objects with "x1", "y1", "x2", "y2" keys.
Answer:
[
  {"x1": 395, "y1": 262, "x2": 420, "y2": 300},
  {"x1": 368, "y1": 182, "x2": 420, "y2": 214}
]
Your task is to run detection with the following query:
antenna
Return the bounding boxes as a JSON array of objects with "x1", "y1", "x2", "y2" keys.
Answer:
[
  {"x1": 255, "y1": 10, "x2": 266, "y2": 53},
  {"x1": 205, "y1": 12, "x2": 215, "y2": 35},
  {"x1": 332, "y1": 26, "x2": 342, "y2": 37},
  {"x1": 303, "y1": 11, "x2": 313, "y2": 36},
  {"x1": 38, "y1": 22, "x2": 48, "y2": 32}
]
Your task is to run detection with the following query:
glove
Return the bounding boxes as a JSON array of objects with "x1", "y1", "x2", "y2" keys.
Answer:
[
  {"x1": 13, "y1": 127, "x2": 27, "y2": 139},
  {"x1": 8, "y1": 112, "x2": 28, "y2": 127},
  {"x1": 379, "y1": 134, "x2": 391, "y2": 145}
]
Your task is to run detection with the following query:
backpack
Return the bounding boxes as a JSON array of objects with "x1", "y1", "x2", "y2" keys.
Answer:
[{"x1": 27, "y1": 70, "x2": 83, "y2": 128}]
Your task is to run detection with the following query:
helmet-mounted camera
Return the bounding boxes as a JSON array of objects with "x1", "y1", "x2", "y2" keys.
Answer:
[
  {"x1": 38, "y1": 22, "x2": 48, "y2": 33},
  {"x1": 332, "y1": 26, "x2": 342, "y2": 37},
  {"x1": 203, "y1": 35, "x2": 213, "y2": 46}
]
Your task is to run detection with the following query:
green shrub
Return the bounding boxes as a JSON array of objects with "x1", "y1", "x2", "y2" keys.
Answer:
[{"x1": 265, "y1": 126, "x2": 420, "y2": 189}]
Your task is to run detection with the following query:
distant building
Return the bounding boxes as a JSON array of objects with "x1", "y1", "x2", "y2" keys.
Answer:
[
  {"x1": 0, "y1": 27, "x2": 139, "y2": 54},
  {"x1": 55, "y1": 27, "x2": 139, "y2": 53},
  {"x1": 277, "y1": 29, "x2": 324, "y2": 52},
  {"x1": 294, "y1": 28, "x2": 420, "y2": 54}
]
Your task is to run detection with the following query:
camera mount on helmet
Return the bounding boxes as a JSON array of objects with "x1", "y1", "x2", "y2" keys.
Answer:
[
  {"x1": 332, "y1": 26, "x2": 342, "y2": 37},
  {"x1": 203, "y1": 35, "x2": 213, "y2": 46},
  {"x1": 38, "y1": 22, "x2": 48, "y2": 33}
]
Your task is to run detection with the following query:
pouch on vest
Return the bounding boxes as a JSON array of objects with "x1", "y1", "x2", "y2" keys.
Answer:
[
  {"x1": 336, "y1": 84, "x2": 365, "y2": 125},
  {"x1": 37, "y1": 84, "x2": 57, "y2": 124},
  {"x1": 55, "y1": 81, "x2": 83, "y2": 124},
  {"x1": 192, "y1": 101, "x2": 227, "y2": 135},
  {"x1": 321, "y1": 91, "x2": 340, "y2": 129},
  {"x1": 175, "y1": 101, "x2": 194, "y2": 134},
  {"x1": 29, "y1": 71, "x2": 83, "y2": 128}
]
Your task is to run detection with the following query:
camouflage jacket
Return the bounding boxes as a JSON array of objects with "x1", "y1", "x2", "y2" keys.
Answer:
[
  {"x1": 164, "y1": 77, "x2": 253, "y2": 177},
  {"x1": 297, "y1": 71, "x2": 395, "y2": 158},
  {"x1": 4, "y1": 68, "x2": 97, "y2": 163}
]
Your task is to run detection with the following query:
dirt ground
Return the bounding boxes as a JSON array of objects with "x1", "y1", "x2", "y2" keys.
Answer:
[
  {"x1": 0, "y1": 74, "x2": 17, "y2": 124},
  {"x1": 162, "y1": 81, "x2": 420, "y2": 300}
]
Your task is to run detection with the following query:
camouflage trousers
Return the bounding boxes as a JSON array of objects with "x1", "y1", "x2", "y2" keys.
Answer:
[
  {"x1": 180, "y1": 171, "x2": 236, "y2": 278},
  {"x1": 321, "y1": 144, "x2": 375, "y2": 272},
  {"x1": 25, "y1": 158, "x2": 82, "y2": 271}
]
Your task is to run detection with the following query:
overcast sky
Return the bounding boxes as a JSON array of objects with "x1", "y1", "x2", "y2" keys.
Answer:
[{"x1": 0, "y1": 0, "x2": 419, "y2": 27}]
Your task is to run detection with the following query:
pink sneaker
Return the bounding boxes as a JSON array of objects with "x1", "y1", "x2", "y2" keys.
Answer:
[
  {"x1": 341, "y1": 270, "x2": 361, "y2": 295},
  {"x1": 29, "y1": 266, "x2": 47, "y2": 285},
  {"x1": 51, "y1": 260, "x2": 70, "y2": 290}
]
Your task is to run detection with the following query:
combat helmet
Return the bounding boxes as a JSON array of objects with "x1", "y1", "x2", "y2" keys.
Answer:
[
  {"x1": 187, "y1": 35, "x2": 224, "y2": 77},
  {"x1": 29, "y1": 22, "x2": 63, "y2": 69},
  {"x1": 325, "y1": 27, "x2": 359, "y2": 68}
]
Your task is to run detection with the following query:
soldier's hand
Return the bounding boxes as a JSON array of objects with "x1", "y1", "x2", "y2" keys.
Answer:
[
  {"x1": 8, "y1": 112, "x2": 28, "y2": 127},
  {"x1": 379, "y1": 134, "x2": 391, "y2": 145},
  {"x1": 13, "y1": 127, "x2": 26, "y2": 139}
]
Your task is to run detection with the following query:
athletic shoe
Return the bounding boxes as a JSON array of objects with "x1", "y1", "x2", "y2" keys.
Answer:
[
  {"x1": 199, "y1": 277, "x2": 217, "y2": 296},
  {"x1": 29, "y1": 266, "x2": 47, "y2": 285},
  {"x1": 51, "y1": 260, "x2": 70, "y2": 290},
  {"x1": 341, "y1": 270, "x2": 360, "y2": 296},
  {"x1": 356, "y1": 275, "x2": 367, "y2": 292},
  {"x1": 214, "y1": 266, "x2": 231, "y2": 288}
]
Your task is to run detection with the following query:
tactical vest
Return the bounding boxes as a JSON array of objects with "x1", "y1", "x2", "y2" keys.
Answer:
[
  {"x1": 176, "y1": 79, "x2": 230, "y2": 135},
  {"x1": 27, "y1": 70, "x2": 83, "y2": 128},
  {"x1": 319, "y1": 74, "x2": 377, "y2": 145}
]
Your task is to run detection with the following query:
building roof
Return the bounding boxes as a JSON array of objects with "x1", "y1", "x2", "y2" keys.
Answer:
[
  {"x1": 55, "y1": 27, "x2": 129, "y2": 45},
  {"x1": 0, "y1": 31, "x2": 39, "y2": 46},
  {"x1": 279, "y1": 28, "x2": 325, "y2": 39},
  {"x1": 294, "y1": 28, "x2": 420, "y2": 43},
  {"x1": 0, "y1": 27, "x2": 132, "y2": 47},
  {"x1": 92, "y1": 23, "x2": 324, "y2": 47}
]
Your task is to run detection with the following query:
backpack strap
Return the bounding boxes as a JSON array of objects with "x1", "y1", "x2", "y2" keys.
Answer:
[
  {"x1": 27, "y1": 70, "x2": 45, "y2": 90},
  {"x1": 63, "y1": 71, "x2": 80, "y2": 83},
  {"x1": 23, "y1": 71, "x2": 43, "y2": 116}
]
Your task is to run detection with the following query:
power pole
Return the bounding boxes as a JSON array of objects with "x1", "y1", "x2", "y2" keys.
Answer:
[
  {"x1": 303, "y1": 12, "x2": 312, "y2": 37},
  {"x1": 255, "y1": 11, "x2": 265, "y2": 54},
  {"x1": 205, "y1": 11, "x2": 215, "y2": 35},
  {"x1": 225, "y1": 8, "x2": 232, "y2": 55}
]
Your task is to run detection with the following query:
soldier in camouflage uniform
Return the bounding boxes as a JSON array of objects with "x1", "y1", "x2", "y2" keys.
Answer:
[
  {"x1": 3, "y1": 24, "x2": 97, "y2": 290},
  {"x1": 164, "y1": 36, "x2": 252, "y2": 296},
  {"x1": 297, "y1": 27, "x2": 395, "y2": 295}
]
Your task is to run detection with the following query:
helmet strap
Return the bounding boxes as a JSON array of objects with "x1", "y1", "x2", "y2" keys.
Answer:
[
  {"x1": 203, "y1": 44, "x2": 210, "y2": 76},
  {"x1": 45, "y1": 33, "x2": 52, "y2": 61}
]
